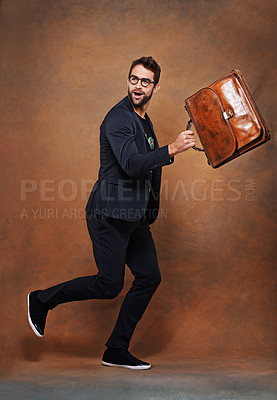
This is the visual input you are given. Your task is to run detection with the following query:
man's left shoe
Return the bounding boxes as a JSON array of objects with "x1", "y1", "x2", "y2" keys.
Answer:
[
  {"x1": 102, "y1": 347, "x2": 151, "y2": 370},
  {"x1": 27, "y1": 290, "x2": 49, "y2": 337}
]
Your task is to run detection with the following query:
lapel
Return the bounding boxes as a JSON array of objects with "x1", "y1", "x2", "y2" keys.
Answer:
[{"x1": 145, "y1": 113, "x2": 159, "y2": 149}]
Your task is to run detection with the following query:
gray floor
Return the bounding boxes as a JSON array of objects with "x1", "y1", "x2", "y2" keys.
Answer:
[{"x1": 1, "y1": 355, "x2": 276, "y2": 400}]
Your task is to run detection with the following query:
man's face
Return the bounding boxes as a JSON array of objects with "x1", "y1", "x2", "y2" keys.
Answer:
[{"x1": 127, "y1": 64, "x2": 159, "y2": 108}]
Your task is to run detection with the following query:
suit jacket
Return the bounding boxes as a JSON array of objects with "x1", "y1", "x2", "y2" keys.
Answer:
[{"x1": 85, "y1": 96, "x2": 174, "y2": 223}]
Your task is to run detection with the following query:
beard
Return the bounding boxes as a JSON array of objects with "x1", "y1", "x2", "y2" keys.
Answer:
[{"x1": 128, "y1": 87, "x2": 154, "y2": 107}]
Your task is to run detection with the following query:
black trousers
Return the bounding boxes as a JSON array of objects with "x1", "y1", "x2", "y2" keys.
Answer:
[{"x1": 37, "y1": 213, "x2": 161, "y2": 349}]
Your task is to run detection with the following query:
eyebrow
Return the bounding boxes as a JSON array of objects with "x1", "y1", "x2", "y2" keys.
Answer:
[{"x1": 131, "y1": 75, "x2": 151, "y2": 80}]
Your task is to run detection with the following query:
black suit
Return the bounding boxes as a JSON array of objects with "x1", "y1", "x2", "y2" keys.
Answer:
[
  {"x1": 37, "y1": 96, "x2": 174, "y2": 349},
  {"x1": 85, "y1": 96, "x2": 173, "y2": 223}
]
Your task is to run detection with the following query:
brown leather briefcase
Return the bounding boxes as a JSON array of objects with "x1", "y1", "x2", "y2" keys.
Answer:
[{"x1": 184, "y1": 69, "x2": 270, "y2": 168}]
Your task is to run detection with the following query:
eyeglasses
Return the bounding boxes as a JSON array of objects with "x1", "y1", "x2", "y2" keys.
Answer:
[{"x1": 129, "y1": 75, "x2": 155, "y2": 88}]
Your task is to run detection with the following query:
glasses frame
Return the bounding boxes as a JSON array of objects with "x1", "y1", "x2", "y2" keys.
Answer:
[{"x1": 129, "y1": 75, "x2": 155, "y2": 88}]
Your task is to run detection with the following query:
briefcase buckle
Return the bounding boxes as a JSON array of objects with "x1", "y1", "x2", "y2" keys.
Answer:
[{"x1": 223, "y1": 109, "x2": 233, "y2": 120}]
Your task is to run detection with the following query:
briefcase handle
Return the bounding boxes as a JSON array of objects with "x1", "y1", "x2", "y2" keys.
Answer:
[
  {"x1": 186, "y1": 120, "x2": 205, "y2": 152},
  {"x1": 186, "y1": 119, "x2": 210, "y2": 165}
]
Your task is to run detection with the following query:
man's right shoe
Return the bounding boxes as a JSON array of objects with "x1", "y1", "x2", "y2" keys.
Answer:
[
  {"x1": 102, "y1": 347, "x2": 151, "y2": 370},
  {"x1": 27, "y1": 290, "x2": 48, "y2": 337}
]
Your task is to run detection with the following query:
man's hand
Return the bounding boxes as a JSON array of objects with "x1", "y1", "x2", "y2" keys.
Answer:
[{"x1": 168, "y1": 130, "x2": 196, "y2": 157}]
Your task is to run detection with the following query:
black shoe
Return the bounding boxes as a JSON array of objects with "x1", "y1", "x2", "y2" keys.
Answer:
[
  {"x1": 27, "y1": 290, "x2": 49, "y2": 337},
  {"x1": 102, "y1": 347, "x2": 151, "y2": 370}
]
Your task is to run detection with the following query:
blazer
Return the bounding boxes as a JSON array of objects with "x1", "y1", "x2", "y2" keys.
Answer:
[{"x1": 85, "y1": 96, "x2": 174, "y2": 223}]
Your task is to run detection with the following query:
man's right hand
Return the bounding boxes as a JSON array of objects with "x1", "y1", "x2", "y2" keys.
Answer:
[{"x1": 168, "y1": 130, "x2": 196, "y2": 157}]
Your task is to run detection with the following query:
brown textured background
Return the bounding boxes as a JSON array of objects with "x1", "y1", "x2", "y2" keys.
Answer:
[{"x1": 0, "y1": 0, "x2": 276, "y2": 376}]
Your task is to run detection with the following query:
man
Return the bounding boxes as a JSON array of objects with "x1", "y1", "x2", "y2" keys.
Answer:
[{"x1": 27, "y1": 56, "x2": 195, "y2": 370}]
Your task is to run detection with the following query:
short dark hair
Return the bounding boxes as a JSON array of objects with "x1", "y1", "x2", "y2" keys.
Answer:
[{"x1": 128, "y1": 56, "x2": 161, "y2": 85}]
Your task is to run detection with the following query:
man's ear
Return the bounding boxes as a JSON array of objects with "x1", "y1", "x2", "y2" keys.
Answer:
[{"x1": 153, "y1": 83, "x2": 160, "y2": 94}]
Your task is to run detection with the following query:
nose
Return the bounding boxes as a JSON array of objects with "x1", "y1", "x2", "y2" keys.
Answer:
[{"x1": 135, "y1": 80, "x2": 143, "y2": 89}]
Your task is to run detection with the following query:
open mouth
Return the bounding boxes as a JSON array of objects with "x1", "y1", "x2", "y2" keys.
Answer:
[{"x1": 133, "y1": 91, "x2": 144, "y2": 99}]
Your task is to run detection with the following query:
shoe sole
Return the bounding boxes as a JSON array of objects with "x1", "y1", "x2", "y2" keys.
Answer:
[
  {"x1": 27, "y1": 293, "x2": 44, "y2": 338},
  {"x1": 102, "y1": 361, "x2": 151, "y2": 370}
]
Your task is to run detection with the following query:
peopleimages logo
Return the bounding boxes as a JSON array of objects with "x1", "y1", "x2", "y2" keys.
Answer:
[
  {"x1": 19, "y1": 178, "x2": 256, "y2": 220},
  {"x1": 20, "y1": 179, "x2": 94, "y2": 202}
]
